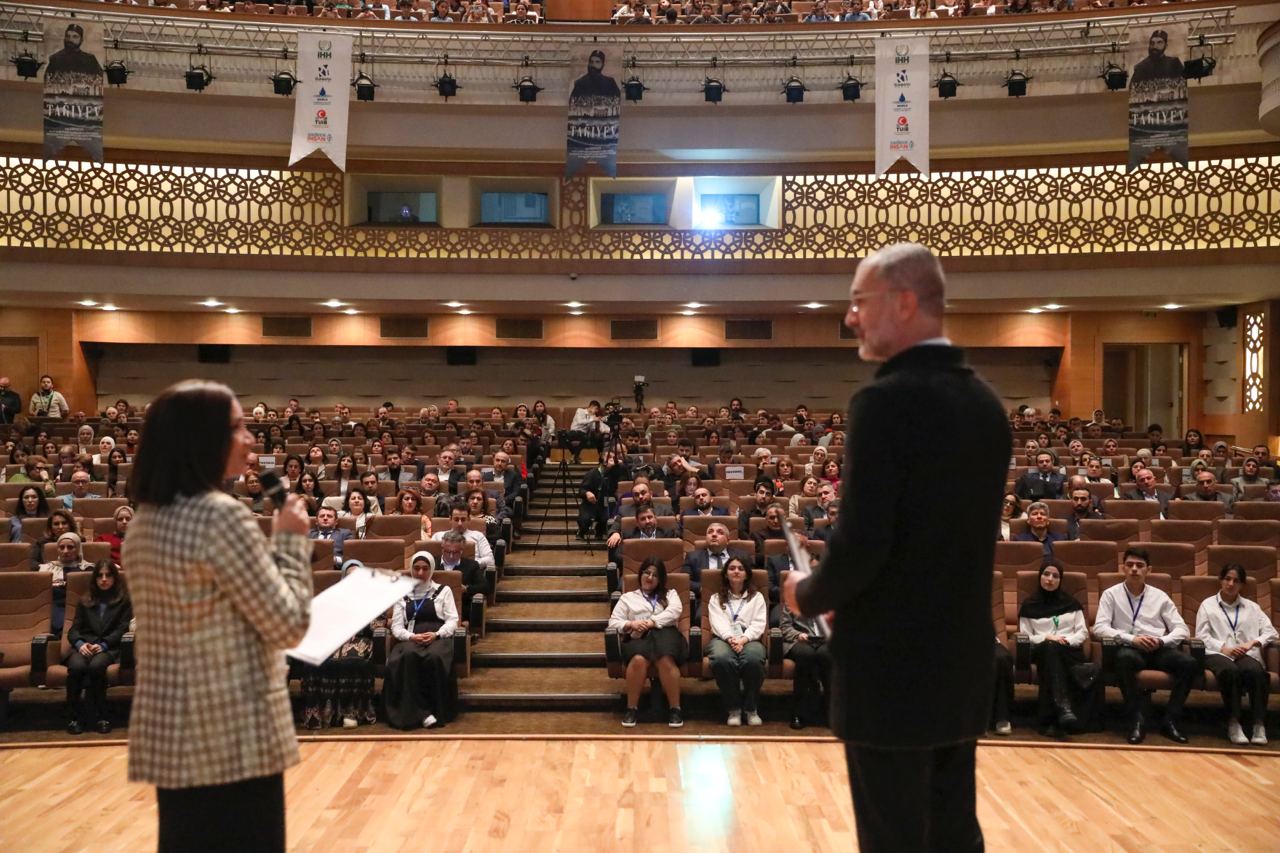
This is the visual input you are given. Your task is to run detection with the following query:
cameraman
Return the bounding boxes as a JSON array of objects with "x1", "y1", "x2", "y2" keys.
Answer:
[
  {"x1": 29, "y1": 375, "x2": 70, "y2": 419},
  {"x1": 577, "y1": 450, "x2": 629, "y2": 540},
  {"x1": 565, "y1": 400, "x2": 611, "y2": 464}
]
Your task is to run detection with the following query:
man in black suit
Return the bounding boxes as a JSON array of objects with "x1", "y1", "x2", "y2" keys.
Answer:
[
  {"x1": 783, "y1": 244, "x2": 1009, "y2": 853},
  {"x1": 309, "y1": 506, "x2": 354, "y2": 566},
  {"x1": 809, "y1": 499, "x2": 839, "y2": 544},
  {"x1": 1119, "y1": 466, "x2": 1171, "y2": 517},
  {"x1": 1014, "y1": 450, "x2": 1065, "y2": 501},
  {"x1": 681, "y1": 522, "x2": 749, "y2": 622},
  {"x1": 680, "y1": 486, "x2": 729, "y2": 520},
  {"x1": 438, "y1": 531, "x2": 489, "y2": 607}
]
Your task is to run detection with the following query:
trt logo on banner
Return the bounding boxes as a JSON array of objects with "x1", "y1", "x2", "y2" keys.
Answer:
[
  {"x1": 875, "y1": 37, "x2": 930, "y2": 176},
  {"x1": 290, "y1": 33, "x2": 353, "y2": 171}
]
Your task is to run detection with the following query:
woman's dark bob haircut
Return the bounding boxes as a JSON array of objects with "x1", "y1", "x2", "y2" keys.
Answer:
[{"x1": 131, "y1": 380, "x2": 236, "y2": 505}]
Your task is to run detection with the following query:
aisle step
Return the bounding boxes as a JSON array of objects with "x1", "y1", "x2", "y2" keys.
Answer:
[
  {"x1": 459, "y1": 667, "x2": 618, "y2": 710},
  {"x1": 503, "y1": 564, "x2": 605, "y2": 577},
  {"x1": 486, "y1": 602, "x2": 608, "y2": 632},
  {"x1": 471, "y1": 632, "x2": 605, "y2": 668}
]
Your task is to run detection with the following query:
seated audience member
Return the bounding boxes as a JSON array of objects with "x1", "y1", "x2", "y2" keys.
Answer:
[
  {"x1": 802, "y1": 481, "x2": 836, "y2": 531},
  {"x1": 293, "y1": 470, "x2": 325, "y2": 516},
  {"x1": 738, "y1": 481, "x2": 776, "y2": 539},
  {"x1": 1182, "y1": 470, "x2": 1234, "y2": 513},
  {"x1": 384, "y1": 551, "x2": 458, "y2": 730},
  {"x1": 991, "y1": 633, "x2": 1014, "y2": 736},
  {"x1": 810, "y1": 499, "x2": 839, "y2": 545},
  {"x1": 1119, "y1": 467, "x2": 1170, "y2": 517},
  {"x1": 707, "y1": 557, "x2": 768, "y2": 726},
  {"x1": 463, "y1": 470, "x2": 509, "y2": 523},
  {"x1": 331, "y1": 452, "x2": 358, "y2": 498},
  {"x1": 999, "y1": 493, "x2": 1024, "y2": 541},
  {"x1": 438, "y1": 530, "x2": 489, "y2": 609},
  {"x1": 309, "y1": 506, "x2": 353, "y2": 566},
  {"x1": 464, "y1": 488, "x2": 499, "y2": 540},
  {"x1": 803, "y1": 446, "x2": 828, "y2": 478},
  {"x1": 280, "y1": 454, "x2": 305, "y2": 491},
  {"x1": 242, "y1": 470, "x2": 268, "y2": 515},
  {"x1": 819, "y1": 458, "x2": 842, "y2": 489},
  {"x1": 300, "y1": 558, "x2": 383, "y2": 730},
  {"x1": 840, "y1": 0, "x2": 871, "y2": 20},
  {"x1": 433, "y1": 505, "x2": 495, "y2": 570},
  {"x1": 577, "y1": 454, "x2": 617, "y2": 540},
  {"x1": 379, "y1": 448, "x2": 417, "y2": 489},
  {"x1": 104, "y1": 448, "x2": 129, "y2": 498},
  {"x1": 11, "y1": 455, "x2": 56, "y2": 496},
  {"x1": 606, "y1": 557, "x2": 686, "y2": 728},
  {"x1": 9, "y1": 485, "x2": 49, "y2": 543},
  {"x1": 1019, "y1": 560, "x2": 1093, "y2": 737},
  {"x1": 419, "y1": 471, "x2": 455, "y2": 519},
  {"x1": 1231, "y1": 456, "x2": 1269, "y2": 500},
  {"x1": 681, "y1": 522, "x2": 747, "y2": 620},
  {"x1": 1093, "y1": 547, "x2": 1197, "y2": 744},
  {"x1": 753, "y1": 504, "x2": 788, "y2": 552},
  {"x1": 788, "y1": 475, "x2": 821, "y2": 517},
  {"x1": 37, "y1": 530, "x2": 93, "y2": 636},
  {"x1": 434, "y1": 447, "x2": 465, "y2": 495},
  {"x1": 63, "y1": 560, "x2": 132, "y2": 735},
  {"x1": 391, "y1": 488, "x2": 423, "y2": 518},
  {"x1": 780, "y1": 594, "x2": 830, "y2": 730},
  {"x1": 91, "y1": 436, "x2": 116, "y2": 466},
  {"x1": 429, "y1": 0, "x2": 453, "y2": 20},
  {"x1": 1194, "y1": 562, "x2": 1278, "y2": 745},
  {"x1": 682, "y1": 486, "x2": 729, "y2": 519},
  {"x1": 74, "y1": 424, "x2": 96, "y2": 455},
  {"x1": 1015, "y1": 451, "x2": 1066, "y2": 501},
  {"x1": 338, "y1": 486, "x2": 376, "y2": 539},
  {"x1": 359, "y1": 470, "x2": 387, "y2": 514},
  {"x1": 1084, "y1": 457, "x2": 1116, "y2": 494},
  {"x1": 31, "y1": 508, "x2": 80, "y2": 573},
  {"x1": 1014, "y1": 501, "x2": 1062, "y2": 558},
  {"x1": 1065, "y1": 484, "x2": 1106, "y2": 540},
  {"x1": 491, "y1": 450, "x2": 523, "y2": 507},
  {"x1": 97, "y1": 505, "x2": 132, "y2": 566}
]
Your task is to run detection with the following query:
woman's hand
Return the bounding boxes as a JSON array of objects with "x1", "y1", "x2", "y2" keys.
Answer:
[{"x1": 275, "y1": 494, "x2": 310, "y2": 536}]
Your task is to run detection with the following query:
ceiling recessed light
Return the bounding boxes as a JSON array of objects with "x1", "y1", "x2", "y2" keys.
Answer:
[
  {"x1": 457, "y1": 309, "x2": 473, "y2": 316},
  {"x1": 565, "y1": 301, "x2": 585, "y2": 309},
  {"x1": 802, "y1": 302, "x2": 826, "y2": 310},
  {"x1": 1042, "y1": 303, "x2": 1063, "y2": 310},
  {"x1": 199, "y1": 298, "x2": 224, "y2": 308},
  {"x1": 445, "y1": 301, "x2": 465, "y2": 309},
  {"x1": 343, "y1": 308, "x2": 359, "y2": 315},
  {"x1": 100, "y1": 304, "x2": 118, "y2": 312},
  {"x1": 569, "y1": 310, "x2": 584, "y2": 316},
  {"x1": 685, "y1": 302, "x2": 705, "y2": 309},
  {"x1": 681, "y1": 310, "x2": 697, "y2": 317},
  {"x1": 1162, "y1": 303, "x2": 1182, "y2": 310},
  {"x1": 77, "y1": 299, "x2": 98, "y2": 307},
  {"x1": 1026, "y1": 308, "x2": 1044, "y2": 314},
  {"x1": 323, "y1": 299, "x2": 346, "y2": 309},
  {"x1": 225, "y1": 307, "x2": 241, "y2": 314}
]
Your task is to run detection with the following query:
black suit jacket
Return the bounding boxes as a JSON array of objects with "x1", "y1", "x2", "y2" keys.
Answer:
[
  {"x1": 1013, "y1": 470, "x2": 1065, "y2": 501},
  {"x1": 1118, "y1": 488, "x2": 1171, "y2": 515},
  {"x1": 796, "y1": 344, "x2": 1010, "y2": 748},
  {"x1": 681, "y1": 547, "x2": 751, "y2": 598},
  {"x1": 66, "y1": 595, "x2": 133, "y2": 660},
  {"x1": 446, "y1": 556, "x2": 489, "y2": 603}
]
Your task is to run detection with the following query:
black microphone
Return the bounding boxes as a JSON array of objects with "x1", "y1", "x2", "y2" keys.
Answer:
[{"x1": 259, "y1": 470, "x2": 288, "y2": 506}]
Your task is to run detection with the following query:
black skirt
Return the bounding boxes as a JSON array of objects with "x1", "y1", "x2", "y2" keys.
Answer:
[
  {"x1": 382, "y1": 638, "x2": 455, "y2": 729},
  {"x1": 621, "y1": 625, "x2": 686, "y2": 665}
]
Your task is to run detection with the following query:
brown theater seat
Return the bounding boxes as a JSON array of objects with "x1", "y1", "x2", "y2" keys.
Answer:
[
  {"x1": 1011, "y1": 570, "x2": 1091, "y2": 668},
  {"x1": 1150, "y1": 520, "x2": 1214, "y2": 566},
  {"x1": 995, "y1": 541, "x2": 1047, "y2": 628},
  {"x1": 1215, "y1": 519, "x2": 1280, "y2": 548},
  {"x1": 1105, "y1": 500, "x2": 1163, "y2": 535},
  {"x1": 681, "y1": 515, "x2": 734, "y2": 546},
  {"x1": 1233, "y1": 502, "x2": 1280, "y2": 522},
  {"x1": 0, "y1": 573, "x2": 55, "y2": 718},
  {"x1": 366, "y1": 514, "x2": 425, "y2": 548},
  {"x1": 1055, "y1": 540, "x2": 1122, "y2": 614},
  {"x1": 1078, "y1": 518, "x2": 1139, "y2": 551},
  {"x1": 604, "y1": 571, "x2": 696, "y2": 679},
  {"x1": 342, "y1": 539, "x2": 407, "y2": 572},
  {"x1": 0, "y1": 544, "x2": 32, "y2": 573},
  {"x1": 310, "y1": 539, "x2": 335, "y2": 572},
  {"x1": 1179, "y1": 575, "x2": 1278, "y2": 693},
  {"x1": 72, "y1": 498, "x2": 130, "y2": 519},
  {"x1": 618, "y1": 539, "x2": 687, "y2": 582},
  {"x1": 1008, "y1": 518, "x2": 1068, "y2": 539},
  {"x1": 1137, "y1": 542, "x2": 1197, "y2": 584},
  {"x1": 1166, "y1": 501, "x2": 1228, "y2": 523},
  {"x1": 312, "y1": 569, "x2": 344, "y2": 594},
  {"x1": 1096, "y1": 572, "x2": 1196, "y2": 692}
]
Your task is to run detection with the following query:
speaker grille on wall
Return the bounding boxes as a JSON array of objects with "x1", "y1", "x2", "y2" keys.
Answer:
[
  {"x1": 446, "y1": 346, "x2": 478, "y2": 366},
  {"x1": 262, "y1": 316, "x2": 312, "y2": 337},
  {"x1": 611, "y1": 319, "x2": 659, "y2": 341},
  {"x1": 724, "y1": 319, "x2": 773, "y2": 341},
  {"x1": 381, "y1": 317, "x2": 429, "y2": 339},
  {"x1": 196, "y1": 344, "x2": 232, "y2": 364},
  {"x1": 1216, "y1": 307, "x2": 1239, "y2": 329},
  {"x1": 691, "y1": 348, "x2": 721, "y2": 367},
  {"x1": 496, "y1": 318, "x2": 544, "y2": 340}
]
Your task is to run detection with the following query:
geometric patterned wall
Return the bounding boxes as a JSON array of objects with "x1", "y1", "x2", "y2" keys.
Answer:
[
  {"x1": 2, "y1": 156, "x2": 1278, "y2": 262},
  {"x1": 1244, "y1": 309, "x2": 1266, "y2": 413}
]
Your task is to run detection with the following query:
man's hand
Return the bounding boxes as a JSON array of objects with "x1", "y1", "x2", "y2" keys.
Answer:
[
  {"x1": 607, "y1": 532, "x2": 621, "y2": 548},
  {"x1": 782, "y1": 572, "x2": 802, "y2": 616},
  {"x1": 585, "y1": 491, "x2": 597, "y2": 504},
  {"x1": 1132, "y1": 634, "x2": 1160, "y2": 651}
]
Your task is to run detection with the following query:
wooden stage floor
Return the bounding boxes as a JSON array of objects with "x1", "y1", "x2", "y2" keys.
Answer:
[{"x1": 3, "y1": 738, "x2": 1279, "y2": 851}]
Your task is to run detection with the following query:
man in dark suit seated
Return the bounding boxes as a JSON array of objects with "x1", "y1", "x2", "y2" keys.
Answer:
[
  {"x1": 681, "y1": 521, "x2": 749, "y2": 622},
  {"x1": 803, "y1": 481, "x2": 838, "y2": 531},
  {"x1": 308, "y1": 506, "x2": 353, "y2": 566},
  {"x1": 810, "y1": 499, "x2": 839, "y2": 544},
  {"x1": 605, "y1": 480, "x2": 671, "y2": 549},
  {"x1": 680, "y1": 486, "x2": 728, "y2": 520},
  {"x1": 490, "y1": 450, "x2": 524, "y2": 508},
  {"x1": 1014, "y1": 450, "x2": 1065, "y2": 501},
  {"x1": 1014, "y1": 501, "x2": 1063, "y2": 558},
  {"x1": 1119, "y1": 466, "x2": 1170, "y2": 518},
  {"x1": 737, "y1": 481, "x2": 776, "y2": 540},
  {"x1": 1182, "y1": 470, "x2": 1235, "y2": 514},
  {"x1": 1065, "y1": 482, "x2": 1106, "y2": 540},
  {"x1": 438, "y1": 530, "x2": 488, "y2": 607},
  {"x1": 609, "y1": 505, "x2": 677, "y2": 566}
]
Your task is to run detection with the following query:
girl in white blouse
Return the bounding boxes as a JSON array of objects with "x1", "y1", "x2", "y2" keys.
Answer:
[
  {"x1": 607, "y1": 557, "x2": 685, "y2": 728},
  {"x1": 1017, "y1": 560, "x2": 1088, "y2": 736},
  {"x1": 1194, "y1": 563, "x2": 1278, "y2": 745},
  {"x1": 707, "y1": 556, "x2": 768, "y2": 726},
  {"x1": 384, "y1": 550, "x2": 458, "y2": 729}
]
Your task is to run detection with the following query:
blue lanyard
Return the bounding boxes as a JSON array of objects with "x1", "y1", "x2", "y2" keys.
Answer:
[
  {"x1": 1220, "y1": 601, "x2": 1241, "y2": 633},
  {"x1": 407, "y1": 588, "x2": 437, "y2": 624},
  {"x1": 642, "y1": 592, "x2": 661, "y2": 613},
  {"x1": 726, "y1": 594, "x2": 747, "y2": 624},
  {"x1": 1125, "y1": 590, "x2": 1145, "y2": 629}
]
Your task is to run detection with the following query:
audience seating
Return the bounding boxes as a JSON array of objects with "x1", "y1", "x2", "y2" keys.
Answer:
[
  {"x1": 1166, "y1": 501, "x2": 1229, "y2": 523},
  {"x1": 310, "y1": 539, "x2": 335, "y2": 572},
  {"x1": 42, "y1": 571, "x2": 136, "y2": 691},
  {"x1": 1078, "y1": 518, "x2": 1139, "y2": 551},
  {"x1": 1105, "y1": 500, "x2": 1163, "y2": 535},
  {"x1": 1096, "y1": 572, "x2": 1203, "y2": 693},
  {"x1": 0, "y1": 544, "x2": 31, "y2": 573},
  {"x1": 1233, "y1": 502, "x2": 1280, "y2": 522},
  {"x1": 1215, "y1": 519, "x2": 1280, "y2": 548},
  {"x1": 407, "y1": 539, "x2": 490, "y2": 631},
  {"x1": 608, "y1": 538, "x2": 686, "y2": 594},
  {"x1": 366, "y1": 514, "x2": 425, "y2": 548},
  {"x1": 0, "y1": 573, "x2": 54, "y2": 722},
  {"x1": 1149, "y1": 520, "x2": 1214, "y2": 566},
  {"x1": 604, "y1": 571, "x2": 697, "y2": 679},
  {"x1": 40, "y1": 542, "x2": 112, "y2": 564},
  {"x1": 341, "y1": 539, "x2": 407, "y2": 572}
]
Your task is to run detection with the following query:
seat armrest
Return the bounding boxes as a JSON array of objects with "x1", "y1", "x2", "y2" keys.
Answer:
[
  {"x1": 494, "y1": 539, "x2": 506, "y2": 570},
  {"x1": 469, "y1": 593, "x2": 486, "y2": 640},
  {"x1": 1265, "y1": 639, "x2": 1279, "y2": 674},
  {"x1": 606, "y1": 561, "x2": 620, "y2": 595},
  {"x1": 1014, "y1": 633, "x2": 1032, "y2": 674},
  {"x1": 688, "y1": 625, "x2": 702, "y2": 665},
  {"x1": 453, "y1": 627, "x2": 469, "y2": 667},
  {"x1": 1100, "y1": 636, "x2": 1119, "y2": 673},
  {"x1": 604, "y1": 630, "x2": 624, "y2": 664},
  {"x1": 31, "y1": 634, "x2": 52, "y2": 683},
  {"x1": 484, "y1": 566, "x2": 497, "y2": 606},
  {"x1": 512, "y1": 495, "x2": 525, "y2": 527},
  {"x1": 373, "y1": 626, "x2": 388, "y2": 668},
  {"x1": 1187, "y1": 638, "x2": 1205, "y2": 668},
  {"x1": 500, "y1": 519, "x2": 513, "y2": 549},
  {"x1": 768, "y1": 627, "x2": 783, "y2": 666},
  {"x1": 120, "y1": 632, "x2": 136, "y2": 669}
]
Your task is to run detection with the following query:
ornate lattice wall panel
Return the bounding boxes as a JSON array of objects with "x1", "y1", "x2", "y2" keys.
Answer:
[
  {"x1": 1244, "y1": 309, "x2": 1266, "y2": 413},
  {"x1": 1, "y1": 157, "x2": 1278, "y2": 261}
]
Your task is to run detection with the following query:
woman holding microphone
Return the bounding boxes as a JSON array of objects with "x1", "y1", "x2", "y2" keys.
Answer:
[{"x1": 125, "y1": 381, "x2": 313, "y2": 852}]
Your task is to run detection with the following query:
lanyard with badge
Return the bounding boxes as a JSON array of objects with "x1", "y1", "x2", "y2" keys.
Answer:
[
  {"x1": 1220, "y1": 601, "x2": 1241, "y2": 638},
  {"x1": 727, "y1": 594, "x2": 747, "y2": 636},
  {"x1": 642, "y1": 591, "x2": 661, "y2": 614},
  {"x1": 1125, "y1": 590, "x2": 1145, "y2": 630}
]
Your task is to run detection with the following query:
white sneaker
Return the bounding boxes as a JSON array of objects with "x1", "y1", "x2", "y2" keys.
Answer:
[
  {"x1": 994, "y1": 721, "x2": 1012, "y2": 736},
  {"x1": 1251, "y1": 724, "x2": 1268, "y2": 746},
  {"x1": 745, "y1": 711, "x2": 763, "y2": 727},
  {"x1": 422, "y1": 714, "x2": 438, "y2": 729},
  {"x1": 1227, "y1": 719, "x2": 1248, "y2": 745},
  {"x1": 727, "y1": 711, "x2": 742, "y2": 727},
  {"x1": 342, "y1": 716, "x2": 358, "y2": 729}
]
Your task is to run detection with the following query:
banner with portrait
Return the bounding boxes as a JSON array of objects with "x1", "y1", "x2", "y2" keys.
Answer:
[
  {"x1": 565, "y1": 43, "x2": 622, "y2": 178},
  {"x1": 290, "y1": 32, "x2": 354, "y2": 171},
  {"x1": 874, "y1": 36, "x2": 929, "y2": 176},
  {"x1": 43, "y1": 19, "x2": 104, "y2": 161},
  {"x1": 1127, "y1": 23, "x2": 1189, "y2": 171}
]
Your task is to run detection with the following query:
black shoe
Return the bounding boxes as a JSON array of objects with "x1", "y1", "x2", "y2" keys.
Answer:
[
  {"x1": 1040, "y1": 723, "x2": 1065, "y2": 739},
  {"x1": 668, "y1": 708, "x2": 684, "y2": 728},
  {"x1": 96, "y1": 720, "x2": 112, "y2": 735},
  {"x1": 621, "y1": 708, "x2": 638, "y2": 728},
  {"x1": 1127, "y1": 720, "x2": 1146, "y2": 745},
  {"x1": 790, "y1": 715, "x2": 806, "y2": 731},
  {"x1": 66, "y1": 721, "x2": 83, "y2": 735},
  {"x1": 1057, "y1": 707, "x2": 1079, "y2": 732},
  {"x1": 575, "y1": 529, "x2": 586, "y2": 541},
  {"x1": 1161, "y1": 722, "x2": 1189, "y2": 744}
]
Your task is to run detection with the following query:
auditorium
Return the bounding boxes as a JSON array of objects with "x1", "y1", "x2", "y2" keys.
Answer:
[{"x1": 2, "y1": 0, "x2": 1280, "y2": 848}]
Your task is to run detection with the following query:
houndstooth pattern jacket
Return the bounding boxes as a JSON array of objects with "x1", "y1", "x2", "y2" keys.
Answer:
[{"x1": 124, "y1": 490, "x2": 313, "y2": 789}]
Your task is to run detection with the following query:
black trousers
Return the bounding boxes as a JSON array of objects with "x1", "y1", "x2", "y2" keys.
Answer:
[
  {"x1": 65, "y1": 649, "x2": 115, "y2": 722},
  {"x1": 1205, "y1": 653, "x2": 1270, "y2": 722},
  {"x1": 786, "y1": 640, "x2": 831, "y2": 723},
  {"x1": 1113, "y1": 645, "x2": 1198, "y2": 724},
  {"x1": 844, "y1": 740, "x2": 983, "y2": 853},
  {"x1": 1031, "y1": 641, "x2": 1086, "y2": 722},
  {"x1": 578, "y1": 499, "x2": 608, "y2": 536},
  {"x1": 991, "y1": 643, "x2": 1014, "y2": 725},
  {"x1": 157, "y1": 772, "x2": 285, "y2": 853}
]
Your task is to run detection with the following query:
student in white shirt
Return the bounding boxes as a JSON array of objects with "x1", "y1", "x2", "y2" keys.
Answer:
[
  {"x1": 1017, "y1": 560, "x2": 1089, "y2": 737},
  {"x1": 1194, "y1": 563, "x2": 1278, "y2": 745},
  {"x1": 431, "y1": 505, "x2": 495, "y2": 570},
  {"x1": 383, "y1": 551, "x2": 458, "y2": 729},
  {"x1": 707, "y1": 556, "x2": 768, "y2": 726},
  {"x1": 606, "y1": 557, "x2": 685, "y2": 728},
  {"x1": 1093, "y1": 546, "x2": 1198, "y2": 745}
]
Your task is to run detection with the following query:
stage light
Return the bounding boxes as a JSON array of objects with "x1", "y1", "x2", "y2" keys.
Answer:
[
  {"x1": 565, "y1": 301, "x2": 585, "y2": 308},
  {"x1": 514, "y1": 75, "x2": 542, "y2": 103},
  {"x1": 1162, "y1": 303, "x2": 1182, "y2": 310},
  {"x1": 352, "y1": 72, "x2": 377, "y2": 102},
  {"x1": 100, "y1": 304, "x2": 119, "y2": 312},
  {"x1": 224, "y1": 307, "x2": 241, "y2": 314},
  {"x1": 1026, "y1": 307, "x2": 1044, "y2": 314},
  {"x1": 457, "y1": 308, "x2": 473, "y2": 316},
  {"x1": 568, "y1": 310, "x2": 584, "y2": 316},
  {"x1": 105, "y1": 60, "x2": 130, "y2": 87},
  {"x1": 12, "y1": 51, "x2": 43, "y2": 79},
  {"x1": 185, "y1": 65, "x2": 213, "y2": 92},
  {"x1": 702, "y1": 78, "x2": 725, "y2": 104},
  {"x1": 680, "y1": 310, "x2": 697, "y2": 317},
  {"x1": 1100, "y1": 62, "x2": 1128, "y2": 91},
  {"x1": 199, "y1": 298, "x2": 224, "y2": 308},
  {"x1": 434, "y1": 72, "x2": 459, "y2": 99},
  {"x1": 623, "y1": 76, "x2": 647, "y2": 102},
  {"x1": 782, "y1": 76, "x2": 807, "y2": 105},
  {"x1": 1184, "y1": 55, "x2": 1216, "y2": 80},
  {"x1": 323, "y1": 299, "x2": 345, "y2": 308},
  {"x1": 444, "y1": 301, "x2": 465, "y2": 308},
  {"x1": 343, "y1": 308, "x2": 359, "y2": 315},
  {"x1": 839, "y1": 74, "x2": 862, "y2": 103},
  {"x1": 1003, "y1": 70, "x2": 1031, "y2": 98},
  {"x1": 1043, "y1": 303, "x2": 1063, "y2": 311},
  {"x1": 270, "y1": 70, "x2": 298, "y2": 96},
  {"x1": 936, "y1": 71, "x2": 959, "y2": 99},
  {"x1": 803, "y1": 302, "x2": 826, "y2": 309}
]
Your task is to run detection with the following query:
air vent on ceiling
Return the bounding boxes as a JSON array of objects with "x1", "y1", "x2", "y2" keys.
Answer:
[
  {"x1": 380, "y1": 316, "x2": 430, "y2": 339},
  {"x1": 495, "y1": 317, "x2": 544, "y2": 340},
  {"x1": 262, "y1": 316, "x2": 312, "y2": 337},
  {"x1": 611, "y1": 319, "x2": 659, "y2": 341},
  {"x1": 724, "y1": 319, "x2": 773, "y2": 341}
]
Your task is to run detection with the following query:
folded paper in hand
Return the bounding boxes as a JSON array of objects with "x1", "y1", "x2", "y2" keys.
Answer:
[
  {"x1": 782, "y1": 523, "x2": 831, "y2": 638},
  {"x1": 287, "y1": 569, "x2": 416, "y2": 666}
]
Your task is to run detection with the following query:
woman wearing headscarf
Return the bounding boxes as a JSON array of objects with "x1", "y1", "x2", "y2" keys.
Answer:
[
  {"x1": 98, "y1": 505, "x2": 132, "y2": 566},
  {"x1": 299, "y1": 559, "x2": 384, "y2": 730},
  {"x1": 1018, "y1": 560, "x2": 1088, "y2": 737},
  {"x1": 36, "y1": 530, "x2": 94, "y2": 635},
  {"x1": 383, "y1": 550, "x2": 457, "y2": 729},
  {"x1": 92, "y1": 434, "x2": 116, "y2": 465},
  {"x1": 64, "y1": 560, "x2": 132, "y2": 734}
]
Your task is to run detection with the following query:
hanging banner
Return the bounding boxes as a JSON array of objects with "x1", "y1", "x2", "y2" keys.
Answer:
[
  {"x1": 290, "y1": 32, "x2": 353, "y2": 171},
  {"x1": 43, "y1": 19, "x2": 104, "y2": 161},
  {"x1": 875, "y1": 37, "x2": 929, "y2": 176},
  {"x1": 1127, "y1": 24, "x2": 1189, "y2": 171},
  {"x1": 565, "y1": 44, "x2": 621, "y2": 178}
]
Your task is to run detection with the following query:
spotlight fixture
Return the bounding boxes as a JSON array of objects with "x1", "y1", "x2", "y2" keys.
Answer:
[
  {"x1": 185, "y1": 65, "x2": 213, "y2": 92},
  {"x1": 839, "y1": 74, "x2": 862, "y2": 103},
  {"x1": 322, "y1": 299, "x2": 345, "y2": 308},
  {"x1": 457, "y1": 308, "x2": 473, "y2": 316},
  {"x1": 224, "y1": 307, "x2": 241, "y2": 314},
  {"x1": 1043, "y1": 303, "x2": 1064, "y2": 311},
  {"x1": 802, "y1": 302, "x2": 826, "y2": 310},
  {"x1": 199, "y1": 298, "x2": 224, "y2": 308},
  {"x1": 936, "y1": 71, "x2": 959, "y2": 100},
  {"x1": 565, "y1": 301, "x2": 585, "y2": 309},
  {"x1": 343, "y1": 308, "x2": 359, "y2": 315},
  {"x1": 105, "y1": 60, "x2": 130, "y2": 87},
  {"x1": 623, "y1": 75, "x2": 647, "y2": 102},
  {"x1": 77, "y1": 299, "x2": 98, "y2": 307},
  {"x1": 1184, "y1": 55, "x2": 1216, "y2": 81},
  {"x1": 1026, "y1": 307, "x2": 1044, "y2": 314},
  {"x1": 680, "y1": 310, "x2": 697, "y2": 317},
  {"x1": 702, "y1": 77, "x2": 725, "y2": 104},
  {"x1": 782, "y1": 76, "x2": 807, "y2": 105},
  {"x1": 352, "y1": 71, "x2": 377, "y2": 102},
  {"x1": 568, "y1": 310, "x2": 584, "y2": 316},
  {"x1": 1003, "y1": 70, "x2": 1031, "y2": 98},
  {"x1": 514, "y1": 75, "x2": 542, "y2": 104},
  {"x1": 100, "y1": 304, "x2": 119, "y2": 312},
  {"x1": 685, "y1": 302, "x2": 705, "y2": 309},
  {"x1": 434, "y1": 72, "x2": 459, "y2": 100},
  {"x1": 1162, "y1": 303, "x2": 1182, "y2": 310},
  {"x1": 270, "y1": 70, "x2": 298, "y2": 96},
  {"x1": 444, "y1": 301, "x2": 465, "y2": 308},
  {"x1": 1100, "y1": 62, "x2": 1128, "y2": 91},
  {"x1": 11, "y1": 51, "x2": 42, "y2": 80}
]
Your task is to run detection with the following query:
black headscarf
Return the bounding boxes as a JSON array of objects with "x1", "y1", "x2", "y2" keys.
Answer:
[{"x1": 1018, "y1": 563, "x2": 1083, "y2": 620}]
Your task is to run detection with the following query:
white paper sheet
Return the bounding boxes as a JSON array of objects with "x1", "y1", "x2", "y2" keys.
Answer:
[
  {"x1": 782, "y1": 523, "x2": 831, "y2": 638},
  {"x1": 287, "y1": 569, "x2": 416, "y2": 666}
]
